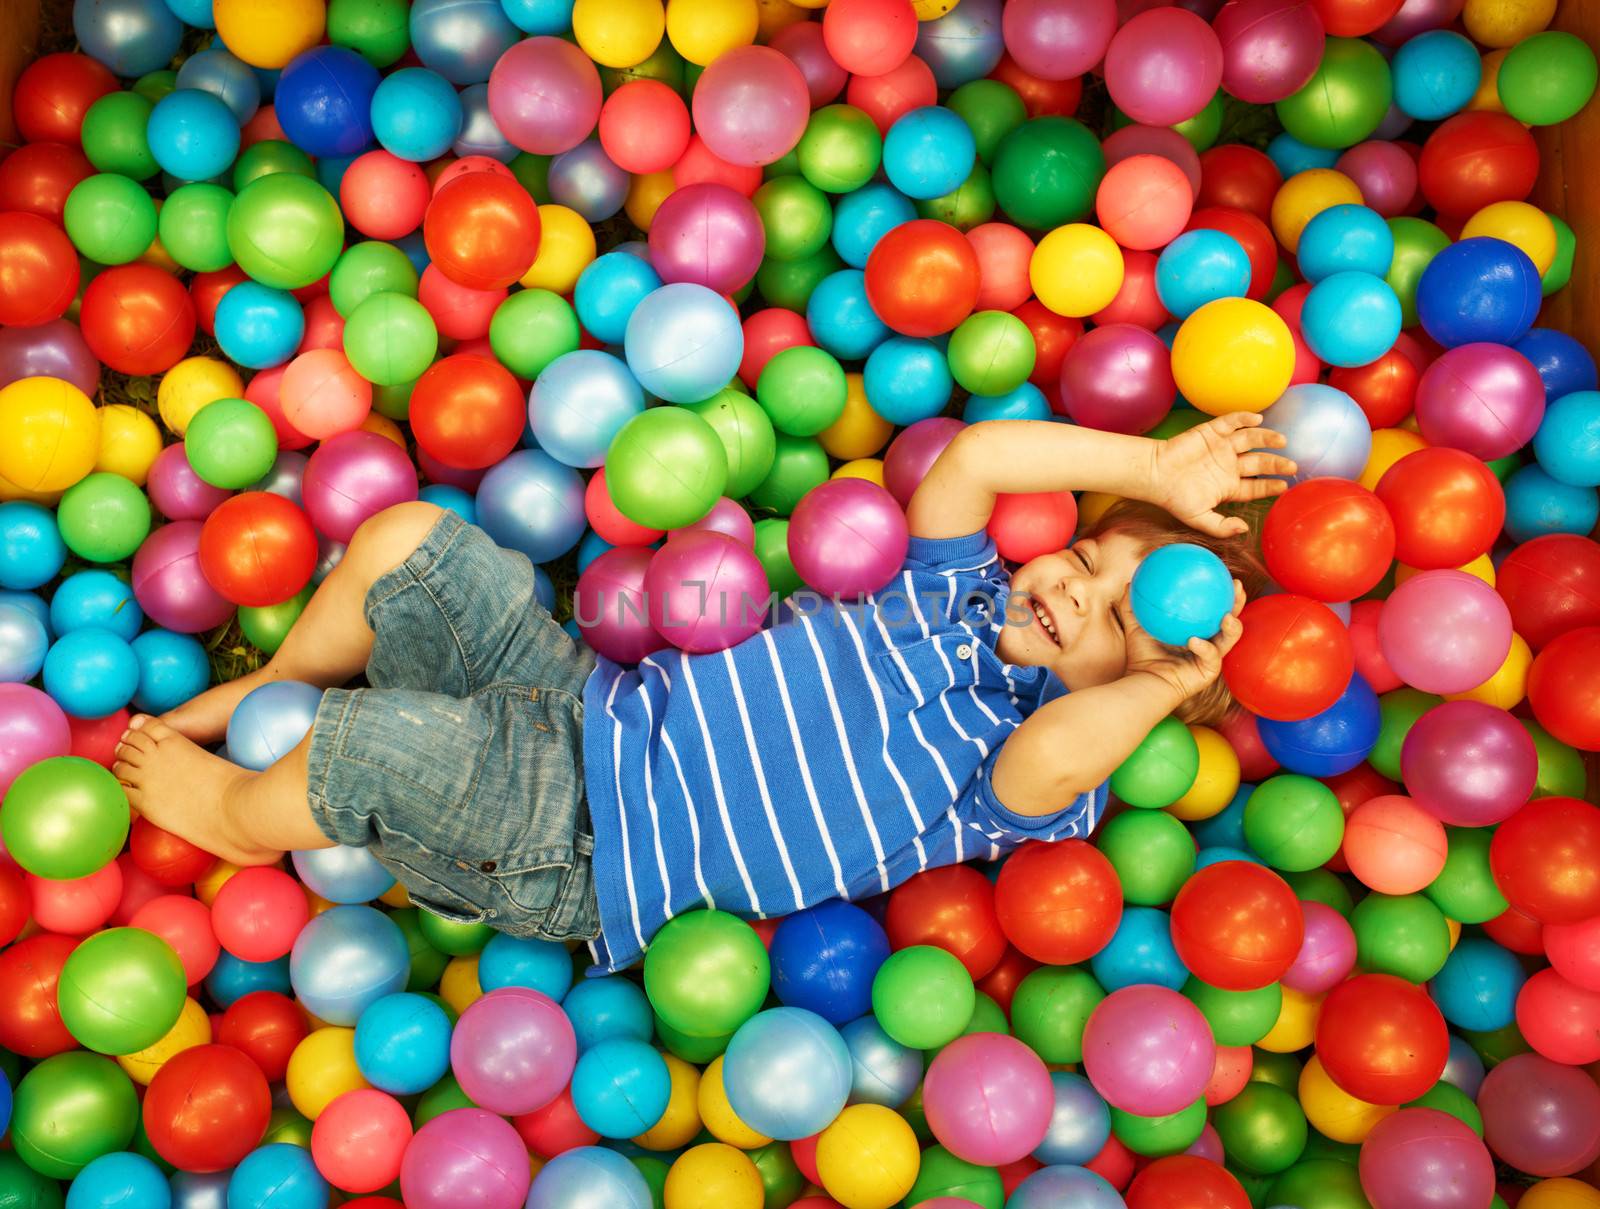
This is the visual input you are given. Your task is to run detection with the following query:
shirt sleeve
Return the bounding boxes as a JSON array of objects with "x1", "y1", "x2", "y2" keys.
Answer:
[
  {"x1": 956, "y1": 746, "x2": 1108, "y2": 842},
  {"x1": 903, "y1": 531, "x2": 1001, "y2": 577}
]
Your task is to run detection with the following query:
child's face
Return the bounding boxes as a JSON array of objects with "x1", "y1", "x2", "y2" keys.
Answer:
[{"x1": 997, "y1": 532, "x2": 1148, "y2": 690}]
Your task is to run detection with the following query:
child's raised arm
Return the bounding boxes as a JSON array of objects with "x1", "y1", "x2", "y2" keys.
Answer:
[{"x1": 907, "y1": 414, "x2": 1296, "y2": 541}]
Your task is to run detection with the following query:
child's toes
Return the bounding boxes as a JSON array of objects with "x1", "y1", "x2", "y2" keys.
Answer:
[
  {"x1": 116, "y1": 731, "x2": 155, "y2": 760},
  {"x1": 137, "y1": 718, "x2": 180, "y2": 746}
]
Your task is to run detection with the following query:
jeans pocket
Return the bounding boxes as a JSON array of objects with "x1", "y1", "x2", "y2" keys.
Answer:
[{"x1": 337, "y1": 691, "x2": 496, "y2": 808}]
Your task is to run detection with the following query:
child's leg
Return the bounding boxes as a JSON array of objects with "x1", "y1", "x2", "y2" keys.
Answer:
[{"x1": 163, "y1": 502, "x2": 447, "y2": 744}]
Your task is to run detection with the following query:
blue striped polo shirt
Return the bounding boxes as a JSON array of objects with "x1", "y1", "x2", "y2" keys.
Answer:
[{"x1": 580, "y1": 530, "x2": 1108, "y2": 973}]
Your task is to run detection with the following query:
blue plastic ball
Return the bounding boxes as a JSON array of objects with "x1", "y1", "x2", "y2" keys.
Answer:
[
  {"x1": 1155, "y1": 230, "x2": 1252, "y2": 319},
  {"x1": 883, "y1": 106, "x2": 977, "y2": 201},
  {"x1": 0, "y1": 590, "x2": 50, "y2": 637},
  {"x1": 722, "y1": 1007, "x2": 852, "y2": 1139},
  {"x1": 130, "y1": 629, "x2": 209, "y2": 714},
  {"x1": 534, "y1": 565, "x2": 556, "y2": 613},
  {"x1": 419, "y1": 484, "x2": 477, "y2": 524},
  {"x1": 0, "y1": 502, "x2": 67, "y2": 591},
  {"x1": 163, "y1": 0, "x2": 213, "y2": 27},
  {"x1": 913, "y1": 0, "x2": 1006, "y2": 89},
  {"x1": 562, "y1": 976, "x2": 653, "y2": 1052},
  {"x1": 1533, "y1": 390, "x2": 1600, "y2": 487},
  {"x1": 501, "y1": 0, "x2": 575, "y2": 34},
  {"x1": 1009, "y1": 1166, "x2": 1125, "y2": 1209},
  {"x1": 168, "y1": 1171, "x2": 228, "y2": 1209},
  {"x1": 575, "y1": 253, "x2": 662, "y2": 346},
  {"x1": 479, "y1": 934, "x2": 574, "y2": 999},
  {"x1": 806, "y1": 269, "x2": 891, "y2": 360},
  {"x1": 1266, "y1": 131, "x2": 1341, "y2": 177},
  {"x1": 1191, "y1": 785, "x2": 1252, "y2": 852},
  {"x1": 1296, "y1": 204, "x2": 1395, "y2": 281},
  {"x1": 226, "y1": 1144, "x2": 329, "y2": 1209},
  {"x1": 770, "y1": 899, "x2": 891, "y2": 1025},
  {"x1": 48, "y1": 570, "x2": 140, "y2": 640},
  {"x1": 42, "y1": 628, "x2": 139, "y2": 719},
  {"x1": 1514, "y1": 328, "x2": 1599, "y2": 402},
  {"x1": 353, "y1": 991, "x2": 454, "y2": 1094},
  {"x1": 291, "y1": 844, "x2": 396, "y2": 903},
  {"x1": 576, "y1": 529, "x2": 615, "y2": 575},
  {"x1": 1430, "y1": 938, "x2": 1525, "y2": 1031},
  {"x1": 371, "y1": 67, "x2": 464, "y2": 162},
  {"x1": 624, "y1": 283, "x2": 744, "y2": 404},
  {"x1": 1033, "y1": 1072, "x2": 1111, "y2": 1167},
  {"x1": 147, "y1": 89, "x2": 241, "y2": 182},
  {"x1": 476, "y1": 449, "x2": 587, "y2": 563},
  {"x1": 570, "y1": 1038, "x2": 672, "y2": 1138},
  {"x1": 1260, "y1": 382, "x2": 1373, "y2": 482},
  {"x1": 1088, "y1": 905, "x2": 1186, "y2": 992},
  {"x1": 205, "y1": 952, "x2": 291, "y2": 1008},
  {"x1": 1194, "y1": 845, "x2": 1265, "y2": 869},
  {"x1": 832, "y1": 183, "x2": 917, "y2": 268},
  {"x1": 1130, "y1": 544, "x2": 1235, "y2": 647},
  {"x1": 68, "y1": 1152, "x2": 171, "y2": 1209},
  {"x1": 0, "y1": 603, "x2": 47, "y2": 684},
  {"x1": 455, "y1": 82, "x2": 516, "y2": 162},
  {"x1": 226, "y1": 680, "x2": 323, "y2": 771},
  {"x1": 1504, "y1": 463, "x2": 1600, "y2": 543},
  {"x1": 1417, "y1": 237, "x2": 1542, "y2": 348},
  {"x1": 289, "y1": 905, "x2": 410, "y2": 1026},
  {"x1": 274, "y1": 46, "x2": 380, "y2": 157},
  {"x1": 1441, "y1": 1034, "x2": 1486, "y2": 1098},
  {"x1": 214, "y1": 282, "x2": 305, "y2": 370},
  {"x1": 529, "y1": 350, "x2": 645, "y2": 468},
  {"x1": 839, "y1": 1016, "x2": 921, "y2": 1108},
  {"x1": 1392, "y1": 30, "x2": 1481, "y2": 121},
  {"x1": 964, "y1": 381, "x2": 1052, "y2": 423},
  {"x1": 526, "y1": 1146, "x2": 653, "y2": 1209},
  {"x1": 409, "y1": 0, "x2": 520, "y2": 85},
  {"x1": 863, "y1": 336, "x2": 953, "y2": 425},
  {"x1": 174, "y1": 47, "x2": 259, "y2": 123},
  {"x1": 1300, "y1": 271, "x2": 1402, "y2": 367},
  {"x1": 1258, "y1": 672, "x2": 1380, "y2": 776},
  {"x1": 548, "y1": 139, "x2": 629, "y2": 222},
  {"x1": 73, "y1": 0, "x2": 183, "y2": 77},
  {"x1": 314, "y1": 151, "x2": 361, "y2": 197}
]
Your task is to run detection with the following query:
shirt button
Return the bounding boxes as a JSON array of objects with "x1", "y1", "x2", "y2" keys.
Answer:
[
  {"x1": 480, "y1": 860, "x2": 497, "y2": 873},
  {"x1": 956, "y1": 643, "x2": 973, "y2": 659}
]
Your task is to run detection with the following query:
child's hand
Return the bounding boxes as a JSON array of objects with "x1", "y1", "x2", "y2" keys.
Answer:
[
  {"x1": 1123, "y1": 579, "x2": 1246, "y2": 704},
  {"x1": 1150, "y1": 413, "x2": 1298, "y2": 537}
]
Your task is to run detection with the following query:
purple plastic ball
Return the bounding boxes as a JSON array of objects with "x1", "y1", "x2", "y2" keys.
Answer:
[
  {"x1": 692, "y1": 45, "x2": 811, "y2": 168},
  {"x1": 1104, "y1": 7, "x2": 1223, "y2": 127},
  {"x1": 487, "y1": 36, "x2": 602, "y2": 157},
  {"x1": 1281, "y1": 900, "x2": 1357, "y2": 994},
  {"x1": 574, "y1": 547, "x2": 669, "y2": 664},
  {"x1": 648, "y1": 183, "x2": 767, "y2": 295},
  {"x1": 1214, "y1": 0, "x2": 1326, "y2": 104},
  {"x1": 787, "y1": 479, "x2": 910, "y2": 598},
  {"x1": 302, "y1": 432, "x2": 420, "y2": 544},
  {"x1": 1001, "y1": 0, "x2": 1118, "y2": 81},
  {"x1": 1373, "y1": 0, "x2": 1466, "y2": 45},
  {"x1": 645, "y1": 530, "x2": 770, "y2": 653},
  {"x1": 883, "y1": 417, "x2": 966, "y2": 509},
  {"x1": 1336, "y1": 141, "x2": 1419, "y2": 218},
  {"x1": 400, "y1": 1107, "x2": 532, "y2": 1209},
  {"x1": 1415, "y1": 343, "x2": 1546, "y2": 462},
  {"x1": 1377, "y1": 569, "x2": 1513, "y2": 696},
  {"x1": 672, "y1": 497, "x2": 756, "y2": 546},
  {"x1": 1058, "y1": 324, "x2": 1176, "y2": 435},
  {"x1": 0, "y1": 319, "x2": 100, "y2": 395},
  {"x1": 0, "y1": 683, "x2": 70, "y2": 795},
  {"x1": 131, "y1": 522, "x2": 234, "y2": 634},
  {"x1": 1359, "y1": 1108, "x2": 1495, "y2": 1209},
  {"x1": 147, "y1": 444, "x2": 232, "y2": 522},
  {"x1": 547, "y1": 138, "x2": 630, "y2": 223},
  {"x1": 1399, "y1": 699, "x2": 1538, "y2": 827},
  {"x1": 450, "y1": 987, "x2": 576, "y2": 1116}
]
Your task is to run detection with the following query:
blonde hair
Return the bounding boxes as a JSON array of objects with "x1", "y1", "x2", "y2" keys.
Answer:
[{"x1": 1085, "y1": 499, "x2": 1270, "y2": 727}]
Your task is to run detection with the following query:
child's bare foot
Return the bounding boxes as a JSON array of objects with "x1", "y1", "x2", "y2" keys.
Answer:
[{"x1": 113, "y1": 717, "x2": 279, "y2": 866}]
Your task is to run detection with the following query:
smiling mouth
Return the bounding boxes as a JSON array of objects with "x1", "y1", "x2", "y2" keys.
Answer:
[{"x1": 1031, "y1": 598, "x2": 1061, "y2": 647}]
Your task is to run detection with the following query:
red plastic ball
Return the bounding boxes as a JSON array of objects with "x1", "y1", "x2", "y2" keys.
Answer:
[
  {"x1": 0, "y1": 211, "x2": 79, "y2": 326},
  {"x1": 990, "y1": 53, "x2": 1084, "y2": 118},
  {"x1": 214, "y1": 991, "x2": 308, "y2": 1084},
  {"x1": 1374, "y1": 447, "x2": 1505, "y2": 570},
  {"x1": 423, "y1": 173, "x2": 542, "y2": 293},
  {"x1": 211, "y1": 867, "x2": 310, "y2": 963},
  {"x1": 1481, "y1": 904, "x2": 1545, "y2": 956},
  {"x1": 0, "y1": 933, "x2": 79, "y2": 1058},
  {"x1": 112, "y1": 854, "x2": 165, "y2": 926},
  {"x1": 584, "y1": 469, "x2": 665, "y2": 547},
  {"x1": 1419, "y1": 111, "x2": 1540, "y2": 220},
  {"x1": 1329, "y1": 347, "x2": 1419, "y2": 430},
  {"x1": 1516, "y1": 968, "x2": 1600, "y2": 1066},
  {"x1": 1309, "y1": 0, "x2": 1403, "y2": 36},
  {"x1": 1171, "y1": 861, "x2": 1303, "y2": 991},
  {"x1": 1528, "y1": 627, "x2": 1600, "y2": 752},
  {"x1": 0, "y1": 865, "x2": 28, "y2": 948},
  {"x1": 341, "y1": 150, "x2": 431, "y2": 241},
  {"x1": 191, "y1": 267, "x2": 250, "y2": 337},
  {"x1": 409, "y1": 354, "x2": 526, "y2": 471},
  {"x1": 673, "y1": 135, "x2": 764, "y2": 197},
  {"x1": 1545, "y1": 915, "x2": 1600, "y2": 992},
  {"x1": 514, "y1": 1086, "x2": 600, "y2": 1159},
  {"x1": 1491, "y1": 796, "x2": 1600, "y2": 926},
  {"x1": 1267, "y1": 283, "x2": 1323, "y2": 386},
  {"x1": 198, "y1": 492, "x2": 319, "y2": 608},
  {"x1": 994, "y1": 840, "x2": 1123, "y2": 965},
  {"x1": 1197, "y1": 144, "x2": 1282, "y2": 220},
  {"x1": 975, "y1": 946, "x2": 1040, "y2": 1016},
  {"x1": 1217, "y1": 709, "x2": 1279, "y2": 781},
  {"x1": 29, "y1": 864, "x2": 122, "y2": 935},
  {"x1": 886, "y1": 866, "x2": 1007, "y2": 979},
  {"x1": 1315, "y1": 973, "x2": 1449, "y2": 1105},
  {"x1": 968, "y1": 223, "x2": 1036, "y2": 314},
  {"x1": 845, "y1": 53, "x2": 938, "y2": 134},
  {"x1": 599, "y1": 79, "x2": 692, "y2": 175},
  {"x1": 1262, "y1": 479, "x2": 1395, "y2": 603},
  {"x1": 79, "y1": 265, "x2": 197, "y2": 376},
  {"x1": 1097, "y1": 155, "x2": 1194, "y2": 252},
  {"x1": 1222, "y1": 595, "x2": 1354, "y2": 722},
  {"x1": 313, "y1": 1088, "x2": 413, "y2": 1194},
  {"x1": 986, "y1": 491, "x2": 1078, "y2": 564},
  {"x1": 1346, "y1": 598, "x2": 1400, "y2": 694},
  {"x1": 129, "y1": 816, "x2": 219, "y2": 887},
  {"x1": 822, "y1": 0, "x2": 917, "y2": 77},
  {"x1": 1085, "y1": 1133, "x2": 1137, "y2": 1189},
  {"x1": 13, "y1": 53, "x2": 117, "y2": 145},
  {"x1": 130, "y1": 894, "x2": 220, "y2": 986},
  {"x1": 1015, "y1": 300, "x2": 1083, "y2": 389},
  {"x1": 144, "y1": 1043, "x2": 273, "y2": 1171},
  {"x1": 418, "y1": 263, "x2": 504, "y2": 341},
  {"x1": 1090, "y1": 249, "x2": 1169, "y2": 330},
  {"x1": 69, "y1": 708, "x2": 129, "y2": 767},
  {"x1": 865, "y1": 219, "x2": 982, "y2": 339},
  {"x1": 1497, "y1": 536, "x2": 1600, "y2": 652},
  {"x1": 739, "y1": 308, "x2": 814, "y2": 387},
  {"x1": 0, "y1": 142, "x2": 94, "y2": 223},
  {"x1": 1126, "y1": 1156, "x2": 1251, "y2": 1209},
  {"x1": 1186, "y1": 206, "x2": 1276, "y2": 300}
]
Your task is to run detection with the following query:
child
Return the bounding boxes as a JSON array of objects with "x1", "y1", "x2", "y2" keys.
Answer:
[{"x1": 113, "y1": 412, "x2": 1291, "y2": 972}]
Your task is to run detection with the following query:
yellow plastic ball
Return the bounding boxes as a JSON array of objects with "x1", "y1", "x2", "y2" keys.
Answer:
[
  {"x1": 1396, "y1": 553, "x2": 1496, "y2": 590},
  {"x1": 359, "y1": 411, "x2": 406, "y2": 447},
  {"x1": 1030, "y1": 225, "x2": 1124, "y2": 318},
  {"x1": 194, "y1": 859, "x2": 251, "y2": 906},
  {"x1": 139, "y1": 228, "x2": 182, "y2": 274},
  {"x1": 1522, "y1": 1179, "x2": 1600, "y2": 1209},
  {"x1": 304, "y1": 890, "x2": 338, "y2": 917},
  {"x1": 816, "y1": 1104, "x2": 920, "y2": 1209},
  {"x1": 286, "y1": 1027, "x2": 370, "y2": 1120},
  {"x1": 94, "y1": 404, "x2": 163, "y2": 486},
  {"x1": 440, "y1": 955, "x2": 484, "y2": 1015},
  {"x1": 820, "y1": 374, "x2": 894, "y2": 460},
  {"x1": 664, "y1": 1143, "x2": 765, "y2": 1209},
  {"x1": 1167, "y1": 725, "x2": 1241, "y2": 822},
  {"x1": 1358, "y1": 428, "x2": 1429, "y2": 492},
  {"x1": 1468, "y1": 49, "x2": 1510, "y2": 112},
  {"x1": 832, "y1": 458, "x2": 885, "y2": 485},
  {"x1": 379, "y1": 880, "x2": 412, "y2": 908},
  {"x1": 0, "y1": 377, "x2": 100, "y2": 493},
  {"x1": 635, "y1": 1055, "x2": 704, "y2": 1150},
  {"x1": 1076, "y1": 492, "x2": 1121, "y2": 531},
  {"x1": 1171, "y1": 298, "x2": 1294, "y2": 416},
  {"x1": 214, "y1": 0, "x2": 327, "y2": 67},
  {"x1": 1447, "y1": 630, "x2": 1531, "y2": 709},
  {"x1": 0, "y1": 471, "x2": 60, "y2": 506},
  {"x1": 1446, "y1": 917, "x2": 1462, "y2": 949},
  {"x1": 914, "y1": 0, "x2": 961, "y2": 15},
  {"x1": 1464, "y1": 0, "x2": 1556, "y2": 48},
  {"x1": 698, "y1": 1056, "x2": 771, "y2": 1149},
  {"x1": 521, "y1": 205, "x2": 599, "y2": 293},
  {"x1": 574, "y1": 0, "x2": 665, "y2": 68},
  {"x1": 118, "y1": 997, "x2": 212, "y2": 1085},
  {"x1": 1271, "y1": 169, "x2": 1364, "y2": 254},
  {"x1": 158, "y1": 356, "x2": 245, "y2": 437},
  {"x1": 666, "y1": 0, "x2": 759, "y2": 66},
  {"x1": 1462, "y1": 200, "x2": 1558, "y2": 275},
  {"x1": 757, "y1": 0, "x2": 810, "y2": 38},
  {"x1": 1257, "y1": 985, "x2": 1322, "y2": 1054},
  {"x1": 627, "y1": 170, "x2": 677, "y2": 232},
  {"x1": 1298, "y1": 1055, "x2": 1395, "y2": 1144}
]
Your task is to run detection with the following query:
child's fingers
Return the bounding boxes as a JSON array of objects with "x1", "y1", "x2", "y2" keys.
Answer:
[
  {"x1": 1217, "y1": 412, "x2": 1264, "y2": 432},
  {"x1": 1231, "y1": 578, "x2": 1246, "y2": 614},
  {"x1": 1186, "y1": 510, "x2": 1247, "y2": 538},
  {"x1": 1233, "y1": 477, "x2": 1291, "y2": 502},
  {"x1": 1230, "y1": 424, "x2": 1286, "y2": 450},
  {"x1": 1238, "y1": 452, "x2": 1297, "y2": 477}
]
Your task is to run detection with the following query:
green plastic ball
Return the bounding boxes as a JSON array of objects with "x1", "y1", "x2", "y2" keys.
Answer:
[
  {"x1": 131, "y1": 70, "x2": 176, "y2": 104},
  {"x1": 0, "y1": 757, "x2": 129, "y2": 880},
  {"x1": 1149, "y1": 408, "x2": 1211, "y2": 439},
  {"x1": 185, "y1": 398, "x2": 278, "y2": 489},
  {"x1": 262, "y1": 1106, "x2": 314, "y2": 1149},
  {"x1": 158, "y1": 182, "x2": 235, "y2": 272},
  {"x1": 753, "y1": 176, "x2": 833, "y2": 262},
  {"x1": 947, "y1": 310, "x2": 1035, "y2": 396},
  {"x1": 1111, "y1": 1098, "x2": 1207, "y2": 1157},
  {"x1": 1405, "y1": 1080, "x2": 1483, "y2": 1134},
  {"x1": 1462, "y1": 1019, "x2": 1531, "y2": 1067},
  {"x1": 1277, "y1": 37, "x2": 1393, "y2": 150},
  {"x1": 80, "y1": 91, "x2": 157, "y2": 179},
  {"x1": 1243, "y1": 774, "x2": 1344, "y2": 871},
  {"x1": 1110, "y1": 715, "x2": 1199, "y2": 809},
  {"x1": 10, "y1": 1053, "x2": 138, "y2": 1180},
  {"x1": 414, "y1": 1074, "x2": 474, "y2": 1126},
  {"x1": 601, "y1": 39, "x2": 687, "y2": 93},
  {"x1": 756, "y1": 346, "x2": 847, "y2": 437},
  {"x1": 344, "y1": 292, "x2": 439, "y2": 386},
  {"x1": 416, "y1": 911, "x2": 495, "y2": 957},
  {"x1": 1009, "y1": 966, "x2": 1104, "y2": 1064},
  {"x1": 1267, "y1": 1158, "x2": 1370, "y2": 1209},
  {"x1": 490, "y1": 289, "x2": 581, "y2": 380},
  {"x1": 372, "y1": 377, "x2": 420, "y2": 422},
  {"x1": 57, "y1": 927, "x2": 187, "y2": 1054},
  {"x1": 946, "y1": 79, "x2": 1026, "y2": 165},
  {"x1": 871, "y1": 945, "x2": 975, "y2": 1051},
  {"x1": 797, "y1": 105, "x2": 883, "y2": 194},
  {"x1": 915, "y1": 161, "x2": 996, "y2": 231},
  {"x1": 232, "y1": 140, "x2": 317, "y2": 192},
  {"x1": 752, "y1": 517, "x2": 803, "y2": 597},
  {"x1": 227, "y1": 172, "x2": 346, "y2": 289},
  {"x1": 992, "y1": 117, "x2": 1104, "y2": 230},
  {"x1": 55, "y1": 473, "x2": 152, "y2": 563},
  {"x1": 653, "y1": 1013, "x2": 732, "y2": 1064},
  {"x1": 1424, "y1": 825, "x2": 1508, "y2": 924},
  {"x1": 684, "y1": 388, "x2": 777, "y2": 498},
  {"x1": 1524, "y1": 718, "x2": 1586, "y2": 798},
  {"x1": 1249, "y1": 1049, "x2": 1302, "y2": 1093},
  {"x1": 330, "y1": 242, "x2": 419, "y2": 319},
  {"x1": 1498, "y1": 31, "x2": 1598, "y2": 125},
  {"x1": 1096, "y1": 810, "x2": 1195, "y2": 906},
  {"x1": 1352, "y1": 892, "x2": 1451, "y2": 982},
  {"x1": 1543, "y1": 213, "x2": 1576, "y2": 297},
  {"x1": 239, "y1": 587, "x2": 311, "y2": 656},
  {"x1": 746, "y1": 433, "x2": 829, "y2": 516},
  {"x1": 606, "y1": 408, "x2": 729, "y2": 529},
  {"x1": 328, "y1": 0, "x2": 412, "y2": 66},
  {"x1": 0, "y1": 1150, "x2": 64, "y2": 1209},
  {"x1": 1173, "y1": 91, "x2": 1225, "y2": 152},
  {"x1": 764, "y1": 146, "x2": 802, "y2": 181},
  {"x1": 1184, "y1": 977, "x2": 1282, "y2": 1047},
  {"x1": 64, "y1": 174, "x2": 157, "y2": 265},
  {"x1": 1386, "y1": 218, "x2": 1452, "y2": 330},
  {"x1": 1285, "y1": 868, "x2": 1355, "y2": 917},
  {"x1": 1212, "y1": 1081, "x2": 1307, "y2": 1176},
  {"x1": 510, "y1": 153, "x2": 552, "y2": 204},
  {"x1": 958, "y1": 990, "x2": 1010, "y2": 1038},
  {"x1": 389, "y1": 907, "x2": 451, "y2": 992},
  {"x1": 905, "y1": 1145, "x2": 1003, "y2": 1209},
  {"x1": 754, "y1": 244, "x2": 845, "y2": 312},
  {"x1": 749, "y1": 1141, "x2": 804, "y2": 1209},
  {"x1": 1369, "y1": 688, "x2": 1441, "y2": 780},
  {"x1": 644, "y1": 909, "x2": 770, "y2": 1039}
]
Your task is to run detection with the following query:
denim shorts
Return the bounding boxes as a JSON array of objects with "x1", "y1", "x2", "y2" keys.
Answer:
[{"x1": 305, "y1": 510, "x2": 601, "y2": 942}]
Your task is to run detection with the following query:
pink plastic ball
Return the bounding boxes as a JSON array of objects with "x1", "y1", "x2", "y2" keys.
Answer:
[
  {"x1": 648, "y1": 183, "x2": 766, "y2": 294},
  {"x1": 923, "y1": 1034, "x2": 1054, "y2": 1166},
  {"x1": 486, "y1": 36, "x2": 602, "y2": 156},
  {"x1": 1372, "y1": 0, "x2": 1465, "y2": 45},
  {"x1": 1415, "y1": 344, "x2": 1546, "y2": 462},
  {"x1": 1480, "y1": 1053, "x2": 1600, "y2": 1177},
  {"x1": 574, "y1": 547, "x2": 669, "y2": 664},
  {"x1": 1399, "y1": 700, "x2": 1538, "y2": 826},
  {"x1": 846, "y1": 55, "x2": 937, "y2": 135},
  {"x1": 302, "y1": 432, "x2": 420, "y2": 545},
  {"x1": 313, "y1": 1088, "x2": 413, "y2": 1194},
  {"x1": 130, "y1": 893, "x2": 219, "y2": 985},
  {"x1": 1096, "y1": 155, "x2": 1194, "y2": 251},
  {"x1": 1101, "y1": 124, "x2": 1203, "y2": 195},
  {"x1": 418, "y1": 448, "x2": 487, "y2": 493},
  {"x1": 769, "y1": 22, "x2": 848, "y2": 109},
  {"x1": 692, "y1": 46, "x2": 811, "y2": 168},
  {"x1": 883, "y1": 417, "x2": 965, "y2": 508},
  {"x1": 787, "y1": 479, "x2": 910, "y2": 598},
  {"x1": 400, "y1": 1107, "x2": 532, "y2": 1209},
  {"x1": 246, "y1": 364, "x2": 315, "y2": 452},
  {"x1": 281, "y1": 349, "x2": 373, "y2": 441},
  {"x1": 1001, "y1": 0, "x2": 1118, "y2": 81},
  {"x1": 0, "y1": 684, "x2": 70, "y2": 795},
  {"x1": 645, "y1": 530, "x2": 771, "y2": 653},
  {"x1": 297, "y1": 295, "x2": 345, "y2": 355},
  {"x1": 111, "y1": 854, "x2": 165, "y2": 927},
  {"x1": 1185, "y1": 1123, "x2": 1225, "y2": 1164},
  {"x1": 1281, "y1": 900, "x2": 1357, "y2": 994},
  {"x1": 211, "y1": 866, "x2": 309, "y2": 962},
  {"x1": 1336, "y1": 141, "x2": 1419, "y2": 218},
  {"x1": 147, "y1": 444, "x2": 232, "y2": 522},
  {"x1": 1359, "y1": 1108, "x2": 1495, "y2": 1209},
  {"x1": 1378, "y1": 570, "x2": 1514, "y2": 695},
  {"x1": 967, "y1": 223, "x2": 1036, "y2": 313},
  {"x1": 1548, "y1": 916, "x2": 1600, "y2": 993},
  {"x1": 822, "y1": 0, "x2": 918, "y2": 79},
  {"x1": 132, "y1": 521, "x2": 235, "y2": 633},
  {"x1": 1213, "y1": 0, "x2": 1326, "y2": 105},
  {"x1": 450, "y1": 988, "x2": 576, "y2": 1117},
  {"x1": 1058, "y1": 323, "x2": 1175, "y2": 434},
  {"x1": 1517, "y1": 968, "x2": 1600, "y2": 1066},
  {"x1": 1104, "y1": 7, "x2": 1223, "y2": 126},
  {"x1": 28, "y1": 862, "x2": 123, "y2": 935},
  {"x1": 672, "y1": 497, "x2": 756, "y2": 547},
  {"x1": 1082, "y1": 985, "x2": 1216, "y2": 1117}
]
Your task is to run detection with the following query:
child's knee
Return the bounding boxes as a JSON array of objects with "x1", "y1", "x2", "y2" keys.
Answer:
[{"x1": 346, "y1": 502, "x2": 445, "y2": 579}]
